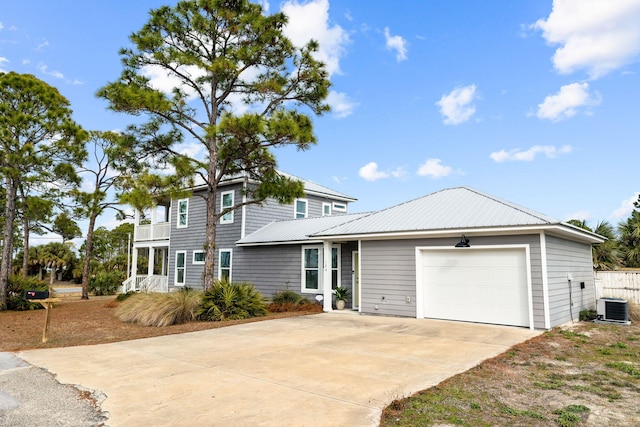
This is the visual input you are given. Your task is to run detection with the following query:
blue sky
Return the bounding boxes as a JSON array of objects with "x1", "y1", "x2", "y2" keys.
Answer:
[{"x1": 2, "y1": 0, "x2": 640, "y2": 246}]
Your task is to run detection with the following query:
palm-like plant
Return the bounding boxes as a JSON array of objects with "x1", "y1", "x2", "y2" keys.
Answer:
[
  {"x1": 197, "y1": 280, "x2": 267, "y2": 321},
  {"x1": 619, "y1": 211, "x2": 640, "y2": 268},
  {"x1": 592, "y1": 220, "x2": 621, "y2": 270}
]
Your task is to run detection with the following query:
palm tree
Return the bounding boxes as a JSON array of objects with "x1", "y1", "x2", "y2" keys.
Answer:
[
  {"x1": 618, "y1": 211, "x2": 640, "y2": 268},
  {"x1": 592, "y1": 220, "x2": 621, "y2": 270}
]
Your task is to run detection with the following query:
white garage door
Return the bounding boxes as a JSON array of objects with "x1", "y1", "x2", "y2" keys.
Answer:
[{"x1": 420, "y1": 248, "x2": 530, "y2": 327}]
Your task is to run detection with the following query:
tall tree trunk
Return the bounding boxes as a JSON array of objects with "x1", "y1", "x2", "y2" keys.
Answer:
[
  {"x1": 203, "y1": 157, "x2": 218, "y2": 290},
  {"x1": 22, "y1": 216, "x2": 30, "y2": 278},
  {"x1": 81, "y1": 214, "x2": 97, "y2": 300},
  {"x1": 0, "y1": 176, "x2": 18, "y2": 310}
]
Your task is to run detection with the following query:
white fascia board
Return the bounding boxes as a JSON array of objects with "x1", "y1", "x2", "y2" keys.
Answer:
[
  {"x1": 235, "y1": 239, "x2": 325, "y2": 247},
  {"x1": 315, "y1": 224, "x2": 604, "y2": 243}
]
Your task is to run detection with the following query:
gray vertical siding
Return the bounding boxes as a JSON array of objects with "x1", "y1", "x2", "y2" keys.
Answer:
[
  {"x1": 545, "y1": 234, "x2": 596, "y2": 327},
  {"x1": 359, "y1": 235, "x2": 545, "y2": 328}
]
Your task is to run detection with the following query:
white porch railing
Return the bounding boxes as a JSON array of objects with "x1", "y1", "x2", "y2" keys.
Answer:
[
  {"x1": 134, "y1": 222, "x2": 170, "y2": 241},
  {"x1": 121, "y1": 275, "x2": 169, "y2": 293}
]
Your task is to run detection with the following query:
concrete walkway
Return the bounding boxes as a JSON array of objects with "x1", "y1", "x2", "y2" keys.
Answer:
[{"x1": 18, "y1": 313, "x2": 540, "y2": 427}]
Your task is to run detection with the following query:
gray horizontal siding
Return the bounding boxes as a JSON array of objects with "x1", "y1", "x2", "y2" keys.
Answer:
[
  {"x1": 545, "y1": 234, "x2": 596, "y2": 327},
  {"x1": 244, "y1": 194, "x2": 350, "y2": 235},
  {"x1": 360, "y1": 235, "x2": 544, "y2": 327}
]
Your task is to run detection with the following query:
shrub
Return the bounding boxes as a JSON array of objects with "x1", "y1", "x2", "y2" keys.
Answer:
[
  {"x1": 629, "y1": 304, "x2": 640, "y2": 324},
  {"x1": 7, "y1": 275, "x2": 48, "y2": 311},
  {"x1": 579, "y1": 309, "x2": 597, "y2": 321},
  {"x1": 90, "y1": 271, "x2": 124, "y2": 296},
  {"x1": 197, "y1": 280, "x2": 267, "y2": 321},
  {"x1": 271, "y1": 289, "x2": 310, "y2": 305},
  {"x1": 116, "y1": 288, "x2": 202, "y2": 327}
]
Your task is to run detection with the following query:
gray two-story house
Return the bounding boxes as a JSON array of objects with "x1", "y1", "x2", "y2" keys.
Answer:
[
  {"x1": 125, "y1": 175, "x2": 604, "y2": 330},
  {"x1": 124, "y1": 172, "x2": 358, "y2": 305}
]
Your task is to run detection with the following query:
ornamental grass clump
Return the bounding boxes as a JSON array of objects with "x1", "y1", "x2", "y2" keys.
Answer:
[
  {"x1": 116, "y1": 288, "x2": 202, "y2": 327},
  {"x1": 197, "y1": 280, "x2": 267, "y2": 321}
]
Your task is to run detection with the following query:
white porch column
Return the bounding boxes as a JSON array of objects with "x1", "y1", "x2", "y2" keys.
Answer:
[
  {"x1": 131, "y1": 247, "x2": 138, "y2": 281},
  {"x1": 147, "y1": 246, "x2": 155, "y2": 276},
  {"x1": 322, "y1": 240, "x2": 333, "y2": 312}
]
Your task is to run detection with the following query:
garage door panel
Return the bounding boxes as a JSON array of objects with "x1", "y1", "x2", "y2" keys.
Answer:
[{"x1": 421, "y1": 248, "x2": 529, "y2": 327}]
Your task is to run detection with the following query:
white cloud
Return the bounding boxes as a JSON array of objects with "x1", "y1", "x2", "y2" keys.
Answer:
[
  {"x1": 281, "y1": 0, "x2": 350, "y2": 76},
  {"x1": 384, "y1": 27, "x2": 408, "y2": 62},
  {"x1": 256, "y1": 0, "x2": 270, "y2": 12},
  {"x1": 436, "y1": 84, "x2": 477, "y2": 125},
  {"x1": 417, "y1": 158, "x2": 453, "y2": 178},
  {"x1": 359, "y1": 162, "x2": 389, "y2": 182},
  {"x1": 533, "y1": 0, "x2": 640, "y2": 79},
  {"x1": 0, "y1": 22, "x2": 3, "y2": 31},
  {"x1": 490, "y1": 145, "x2": 572, "y2": 162},
  {"x1": 0, "y1": 57, "x2": 8, "y2": 73},
  {"x1": 37, "y1": 63, "x2": 64, "y2": 79},
  {"x1": 612, "y1": 192, "x2": 640, "y2": 219},
  {"x1": 177, "y1": 142, "x2": 203, "y2": 159},
  {"x1": 536, "y1": 82, "x2": 600, "y2": 121},
  {"x1": 36, "y1": 39, "x2": 49, "y2": 51},
  {"x1": 326, "y1": 90, "x2": 358, "y2": 118}
]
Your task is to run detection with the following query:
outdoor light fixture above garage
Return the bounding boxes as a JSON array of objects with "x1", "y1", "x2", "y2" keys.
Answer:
[{"x1": 455, "y1": 235, "x2": 470, "y2": 248}]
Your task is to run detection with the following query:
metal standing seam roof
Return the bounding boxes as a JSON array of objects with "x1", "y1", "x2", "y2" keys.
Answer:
[
  {"x1": 314, "y1": 187, "x2": 562, "y2": 237},
  {"x1": 236, "y1": 212, "x2": 370, "y2": 245},
  {"x1": 188, "y1": 171, "x2": 357, "y2": 202}
]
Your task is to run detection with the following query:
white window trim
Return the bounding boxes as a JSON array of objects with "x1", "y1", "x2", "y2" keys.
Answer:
[
  {"x1": 300, "y1": 245, "x2": 341, "y2": 293},
  {"x1": 220, "y1": 190, "x2": 234, "y2": 224},
  {"x1": 175, "y1": 250, "x2": 186, "y2": 286},
  {"x1": 294, "y1": 198, "x2": 308, "y2": 219},
  {"x1": 332, "y1": 202, "x2": 347, "y2": 213},
  {"x1": 322, "y1": 202, "x2": 331, "y2": 217},
  {"x1": 177, "y1": 199, "x2": 189, "y2": 228},
  {"x1": 192, "y1": 250, "x2": 205, "y2": 265},
  {"x1": 218, "y1": 249, "x2": 233, "y2": 282}
]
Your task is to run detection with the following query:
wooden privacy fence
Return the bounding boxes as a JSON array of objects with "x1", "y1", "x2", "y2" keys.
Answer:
[{"x1": 595, "y1": 270, "x2": 640, "y2": 305}]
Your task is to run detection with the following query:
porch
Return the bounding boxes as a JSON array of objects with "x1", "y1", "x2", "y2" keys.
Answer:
[{"x1": 123, "y1": 245, "x2": 170, "y2": 293}]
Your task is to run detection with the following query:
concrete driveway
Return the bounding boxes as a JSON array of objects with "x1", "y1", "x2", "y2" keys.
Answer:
[{"x1": 18, "y1": 312, "x2": 539, "y2": 426}]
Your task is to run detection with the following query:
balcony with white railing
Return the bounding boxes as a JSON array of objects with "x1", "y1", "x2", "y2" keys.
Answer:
[
  {"x1": 134, "y1": 222, "x2": 170, "y2": 242},
  {"x1": 122, "y1": 275, "x2": 169, "y2": 293}
]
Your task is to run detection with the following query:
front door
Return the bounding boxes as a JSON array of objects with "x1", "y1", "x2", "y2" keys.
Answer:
[{"x1": 352, "y1": 252, "x2": 360, "y2": 309}]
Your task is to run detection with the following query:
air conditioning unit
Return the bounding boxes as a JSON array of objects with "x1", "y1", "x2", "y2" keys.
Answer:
[{"x1": 596, "y1": 298, "x2": 630, "y2": 324}]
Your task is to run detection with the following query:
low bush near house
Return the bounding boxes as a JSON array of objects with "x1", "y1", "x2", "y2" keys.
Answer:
[
  {"x1": 90, "y1": 271, "x2": 124, "y2": 296},
  {"x1": 197, "y1": 280, "x2": 267, "y2": 321},
  {"x1": 116, "y1": 288, "x2": 202, "y2": 327},
  {"x1": 268, "y1": 289, "x2": 321, "y2": 313},
  {"x1": 271, "y1": 289, "x2": 308, "y2": 305},
  {"x1": 7, "y1": 275, "x2": 48, "y2": 311},
  {"x1": 579, "y1": 309, "x2": 597, "y2": 321}
]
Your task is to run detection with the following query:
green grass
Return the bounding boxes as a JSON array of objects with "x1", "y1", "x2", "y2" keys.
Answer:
[{"x1": 380, "y1": 321, "x2": 640, "y2": 426}]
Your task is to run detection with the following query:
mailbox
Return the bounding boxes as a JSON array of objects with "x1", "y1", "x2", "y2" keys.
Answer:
[{"x1": 25, "y1": 290, "x2": 50, "y2": 300}]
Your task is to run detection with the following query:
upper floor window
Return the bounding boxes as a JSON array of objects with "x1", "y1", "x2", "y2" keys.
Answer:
[
  {"x1": 322, "y1": 202, "x2": 331, "y2": 216},
  {"x1": 177, "y1": 199, "x2": 188, "y2": 228},
  {"x1": 295, "y1": 198, "x2": 308, "y2": 219},
  {"x1": 332, "y1": 202, "x2": 347, "y2": 213},
  {"x1": 221, "y1": 191, "x2": 234, "y2": 224}
]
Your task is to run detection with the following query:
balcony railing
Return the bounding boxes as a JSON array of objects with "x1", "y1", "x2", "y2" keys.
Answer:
[
  {"x1": 134, "y1": 222, "x2": 170, "y2": 242},
  {"x1": 122, "y1": 275, "x2": 169, "y2": 293}
]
